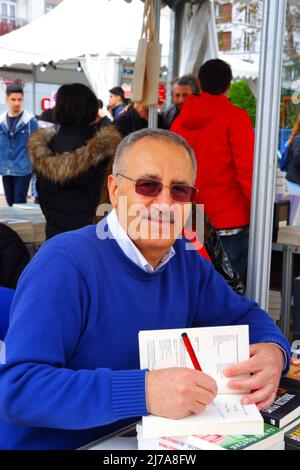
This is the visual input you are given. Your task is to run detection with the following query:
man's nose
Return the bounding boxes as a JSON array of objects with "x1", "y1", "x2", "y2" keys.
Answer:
[{"x1": 154, "y1": 185, "x2": 173, "y2": 205}]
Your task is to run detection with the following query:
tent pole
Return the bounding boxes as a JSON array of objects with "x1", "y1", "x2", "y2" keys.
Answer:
[
  {"x1": 148, "y1": 0, "x2": 161, "y2": 129},
  {"x1": 32, "y1": 65, "x2": 37, "y2": 116},
  {"x1": 246, "y1": 1, "x2": 287, "y2": 312}
]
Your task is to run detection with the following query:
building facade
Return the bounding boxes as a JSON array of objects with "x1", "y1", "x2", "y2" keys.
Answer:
[
  {"x1": 0, "y1": 0, "x2": 62, "y2": 36},
  {"x1": 214, "y1": 0, "x2": 262, "y2": 63},
  {"x1": 215, "y1": 0, "x2": 300, "y2": 97}
]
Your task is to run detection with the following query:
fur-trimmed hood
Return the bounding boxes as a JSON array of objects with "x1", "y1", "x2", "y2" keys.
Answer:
[{"x1": 28, "y1": 126, "x2": 121, "y2": 184}]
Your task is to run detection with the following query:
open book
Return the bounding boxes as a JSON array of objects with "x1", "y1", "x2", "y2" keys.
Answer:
[{"x1": 139, "y1": 325, "x2": 264, "y2": 439}]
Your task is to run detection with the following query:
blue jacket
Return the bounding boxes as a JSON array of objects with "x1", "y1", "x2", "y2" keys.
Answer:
[{"x1": 0, "y1": 111, "x2": 38, "y2": 176}]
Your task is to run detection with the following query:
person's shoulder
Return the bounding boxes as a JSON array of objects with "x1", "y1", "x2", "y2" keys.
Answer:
[
  {"x1": 163, "y1": 104, "x2": 176, "y2": 116},
  {"x1": 0, "y1": 111, "x2": 7, "y2": 124},
  {"x1": 227, "y1": 101, "x2": 251, "y2": 119},
  {"x1": 184, "y1": 94, "x2": 201, "y2": 108},
  {"x1": 22, "y1": 110, "x2": 38, "y2": 125},
  {"x1": 39, "y1": 225, "x2": 100, "y2": 262}
]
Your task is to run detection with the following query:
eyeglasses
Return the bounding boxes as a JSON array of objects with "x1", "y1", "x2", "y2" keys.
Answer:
[{"x1": 116, "y1": 173, "x2": 198, "y2": 203}]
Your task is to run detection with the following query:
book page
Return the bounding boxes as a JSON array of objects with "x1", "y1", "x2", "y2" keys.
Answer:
[
  {"x1": 139, "y1": 325, "x2": 249, "y2": 393},
  {"x1": 142, "y1": 394, "x2": 263, "y2": 439}
]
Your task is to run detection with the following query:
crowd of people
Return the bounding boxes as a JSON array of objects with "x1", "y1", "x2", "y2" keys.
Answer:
[{"x1": 0, "y1": 59, "x2": 291, "y2": 450}]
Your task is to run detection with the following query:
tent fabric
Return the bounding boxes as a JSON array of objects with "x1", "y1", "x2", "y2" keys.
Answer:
[
  {"x1": 178, "y1": 1, "x2": 215, "y2": 76},
  {"x1": 0, "y1": 0, "x2": 145, "y2": 67},
  {"x1": 219, "y1": 53, "x2": 258, "y2": 81},
  {"x1": 81, "y1": 56, "x2": 120, "y2": 100}
]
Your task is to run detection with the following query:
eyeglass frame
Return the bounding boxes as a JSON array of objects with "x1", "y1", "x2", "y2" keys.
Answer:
[{"x1": 116, "y1": 172, "x2": 198, "y2": 203}]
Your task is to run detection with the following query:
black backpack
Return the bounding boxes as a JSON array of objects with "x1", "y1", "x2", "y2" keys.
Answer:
[{"x1": 0, "y1": 223, "x2": 30, "y2": 289}]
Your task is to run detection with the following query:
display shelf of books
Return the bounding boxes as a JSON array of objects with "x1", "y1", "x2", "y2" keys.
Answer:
[
  {"x1": 277, "y1": 226, "x2": 300, "y2": 246},
  {"x1": 0, "y1": 203, "x2": 45, "y2": 245},
  {"x1": 268, "y1": 290, "x2": 282, "y2": 324},
  {"x1": 276, "y1": 170, "x2": 288, "y2": 193}
]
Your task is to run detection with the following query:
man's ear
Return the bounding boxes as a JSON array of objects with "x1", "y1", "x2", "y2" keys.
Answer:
[{"x1": 108, "y1": 174, "x2": 118, "y2": 209}]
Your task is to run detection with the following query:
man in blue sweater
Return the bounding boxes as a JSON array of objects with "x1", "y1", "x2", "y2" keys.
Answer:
[{"x1": 0, "y1": 129, "x2": 290, "y2": 450}]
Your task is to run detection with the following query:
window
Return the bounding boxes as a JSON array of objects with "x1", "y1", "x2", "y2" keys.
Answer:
[
  {"x1": 245, "y1": 5, "x2": 255, "y2": 26},
  {"x1": 1, "y1": 0, "x2": 16, "y2": 19},
  {"x1": 244, "y1": 32, "x2": 254, "y2": 52},
  {"x1": 218, "y1": 31, "x2": 232, "y2": 51},
  {"x1": 216, "y1": 2, "x2": 232, "y2": 23}
]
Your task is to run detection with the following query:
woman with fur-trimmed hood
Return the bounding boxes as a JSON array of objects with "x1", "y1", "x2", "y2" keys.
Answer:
[{"x1": 28, "y1": 84, "x2": 121, "y2": 240}]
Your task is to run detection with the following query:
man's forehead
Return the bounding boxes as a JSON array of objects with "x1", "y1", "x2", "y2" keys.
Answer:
[
  {"x1": 122, "y1": 138, "x2": 193, "y2": 173},
  {"x1": 8, "y1": 93, "x2": 23, "y2": 99},
  {"x1": 125, "y1": 137, "x2": 187, "y2": 158},
  {"x1": 173, "y1": 84, "x2": 192, "y2": 94}
]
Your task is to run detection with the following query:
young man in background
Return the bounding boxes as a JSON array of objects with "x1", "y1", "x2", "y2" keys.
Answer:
[{"x1": 0, "y1": 84, "x2": 38, "y2": 206}]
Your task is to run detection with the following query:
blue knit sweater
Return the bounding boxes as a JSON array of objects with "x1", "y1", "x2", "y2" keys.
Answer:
[{"x1": 0, "y1": 222, "x2": 290, "y2": 449}]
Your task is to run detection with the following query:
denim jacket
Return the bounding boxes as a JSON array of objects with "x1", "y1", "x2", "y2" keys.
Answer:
[{"x1": 0, "y1": 111, "x2": 38, "y2": 176}]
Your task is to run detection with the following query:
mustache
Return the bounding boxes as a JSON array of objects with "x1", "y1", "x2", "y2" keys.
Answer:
[{"x1": 140, "y1": 208, "x2": 176, "y2": 223}]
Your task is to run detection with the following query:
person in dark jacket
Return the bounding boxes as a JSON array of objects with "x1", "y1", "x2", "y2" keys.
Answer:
[
  {"x1": 28, "y1": 83, "x2": 121, "y2": 240},
  {"x1": 162, "y1": 74, "x2": 200, "y2": 129},
  {"x1": 0, "y1": 223, "x2": 30, "y2": 289},
  {"x1": 115, "y1": 102, "x2": 166, "y2": 138},
  {"x1": 286, "y1": 114, "x2": 300, "y2": 193},
  {"x1": 108, "y1": 86, "x2": 127, "y2": 120},
  {"x1": 94, "y1": 99, "x2": 112, "y2": 130}
]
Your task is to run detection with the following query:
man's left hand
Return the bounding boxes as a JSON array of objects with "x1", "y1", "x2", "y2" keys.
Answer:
[{"x1": 224, "y1": 343, "x2": 285, "y2": 410}]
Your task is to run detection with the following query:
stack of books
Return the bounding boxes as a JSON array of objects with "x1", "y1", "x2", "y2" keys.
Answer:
[
  {"x1": 137, "y1": 385, "x2": 300, "y2": 451},
  {"x1": 284, "y1": 422, "x2": 300, "y2": 450},
  {"x1": 0, "y1": 204, "x2": 45, "y2": 244},
  {"x1": 32, "y1": 220, "x2": 46, "y2": 243},
  {"x1": 0, "y1": 217, "x2": 33, "y2": 242},
  {"x1": 277, "y1": 226, "x2": 300, "y2": 245},
  {"x1": 261, "y1": 386, "x2": 300, "y2": 432},
  {"x1": 276, "y1": 170, "x2": 288, "y2": 193},
  {"x1": 12, "y1": 203, "x2": 43, "y2": 212},
  {"x1": 137, "y1": 423, "x2": 285, "y2": 451},
  {"x1": 281, "y1": 361, "x2": 300, "y2": 392},
  {"x1": 268, "y1": 290, "x2": 282, "y2": 323}
]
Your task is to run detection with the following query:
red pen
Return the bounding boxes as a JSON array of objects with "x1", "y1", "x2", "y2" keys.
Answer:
[{"x1": 181, "y1": 332, "x2": 202, "y2": 371}]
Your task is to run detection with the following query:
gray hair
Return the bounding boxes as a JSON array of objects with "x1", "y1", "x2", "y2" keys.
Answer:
[
  {"x1": 112, "y1": 128, "x2": 197, "y2": 182},
  {"x1": 172, "y1": 74, "x2": 200, "y2": 95}
]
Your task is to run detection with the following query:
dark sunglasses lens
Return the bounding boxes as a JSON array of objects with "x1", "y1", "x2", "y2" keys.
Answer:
[
  {"x1": 135, "y1": 179, "x2": 162, "y2": 197},
  {"x1": 171, "y1": 185, "x2": 196, "y2": 202}
]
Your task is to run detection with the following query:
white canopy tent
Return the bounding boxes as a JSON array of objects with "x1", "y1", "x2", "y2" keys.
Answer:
[
  {"x1": 0, "y1": 0, "x2": 146, "y2": 66},
  {"x1": 218, "y1": 54, "x2": 258, "y2": 81},
  {"x1": 0, "y1": 0, "x2": 171, "y2": 102}
]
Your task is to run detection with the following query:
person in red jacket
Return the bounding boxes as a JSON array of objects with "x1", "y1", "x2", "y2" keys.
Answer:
[{"x1": 171, "y1": 59, "x2": 254, "y2": 280}]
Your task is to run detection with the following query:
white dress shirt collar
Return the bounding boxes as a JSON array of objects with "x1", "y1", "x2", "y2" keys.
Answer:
[{"x1": 106, "y1": 209, "x2": 175, "y2": 273}]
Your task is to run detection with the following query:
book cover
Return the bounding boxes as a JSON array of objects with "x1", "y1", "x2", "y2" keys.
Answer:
[
  {"x1": 284, "y1": 422, "x2": 300, "y2": 450},
  {"x1": 261, "y1": 386, "x2": 300, "y2": 428},
  {"x1": 280, "y1": 362, "x2": 300, "y2": 391},
  {"x1": 186, "y1": 423, "x2": 284, "y2": 451}
]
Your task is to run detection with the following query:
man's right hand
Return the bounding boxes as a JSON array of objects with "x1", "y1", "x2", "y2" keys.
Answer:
[{"x1": 145, "y1": 368, "x2": 218, "y2": 419}]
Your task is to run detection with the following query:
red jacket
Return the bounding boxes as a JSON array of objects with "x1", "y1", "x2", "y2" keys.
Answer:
[{"x1": 171, "y1": 93, "x2": 254, "y2": 229}]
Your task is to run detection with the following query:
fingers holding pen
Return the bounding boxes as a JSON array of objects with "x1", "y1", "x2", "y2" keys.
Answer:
[{"x1": 146, "y1": 368, "x2": 218, "y2": 419}]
